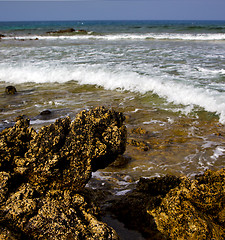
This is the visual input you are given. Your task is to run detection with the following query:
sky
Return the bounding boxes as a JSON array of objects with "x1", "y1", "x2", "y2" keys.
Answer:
[{"x1": 0, "y1": 0, "x2": 225, "y2": 21}]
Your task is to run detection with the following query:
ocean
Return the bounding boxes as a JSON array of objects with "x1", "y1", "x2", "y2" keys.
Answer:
[{"x1": 1, "y1": 20, "x2": 225, "y2": 195}]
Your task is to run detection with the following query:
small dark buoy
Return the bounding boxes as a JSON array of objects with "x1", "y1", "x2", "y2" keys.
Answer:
[
  {"x1": 40, "y1": 110, "x2": 51, "y2": 116},
  {"x1": 5, "y1": 86, "x2": 17, "y2": 95}
]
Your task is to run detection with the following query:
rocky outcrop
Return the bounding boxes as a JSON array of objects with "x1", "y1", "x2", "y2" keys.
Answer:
[
  {"x1": 46, "y1": 28, "x2": 89, "y2": 35},
  {"x1": 0, "y1": 106, "x2": 126, "y2": 239},
  {"x1": 46, "y1": 28, "x2": 75, "y2": 34},
  {"x1": 111, "y1": 169, "x2": 225, "y2": 240}
]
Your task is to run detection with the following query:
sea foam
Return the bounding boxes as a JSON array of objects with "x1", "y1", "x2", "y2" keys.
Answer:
[{"x1": 4, "y1": 32, "x2": 225, "y2": 42}]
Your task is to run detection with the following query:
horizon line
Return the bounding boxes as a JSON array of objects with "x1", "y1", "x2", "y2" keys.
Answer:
[{"x1": 1, "y1": 19, "x2": 225, "y2": 22}]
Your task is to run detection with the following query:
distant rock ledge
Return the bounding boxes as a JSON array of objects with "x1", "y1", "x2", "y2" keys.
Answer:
[
  {"x1": 46, "y1": 28, "x2": 76, "y2": 34},
  {"x1": 46, "y1": 28, "x2": 88, "y2": 35}
]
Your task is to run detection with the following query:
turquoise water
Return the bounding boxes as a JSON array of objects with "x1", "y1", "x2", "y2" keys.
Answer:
[{"x1": 1, "y1": 20, "x2": 225, "y2": 33}]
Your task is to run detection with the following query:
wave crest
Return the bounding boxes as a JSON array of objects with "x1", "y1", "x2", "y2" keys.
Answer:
[{"x1": 1, "y1": 65, "x2": 225, "y2": 123}]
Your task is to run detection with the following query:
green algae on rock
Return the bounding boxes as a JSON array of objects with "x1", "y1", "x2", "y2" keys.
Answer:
[{"x1": 0, "y1": 106, "x2": 126, "y2": 239}]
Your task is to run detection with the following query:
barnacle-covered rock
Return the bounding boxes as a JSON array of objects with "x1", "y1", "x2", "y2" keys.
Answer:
[
  {"x1": 0, "y1": 107, "x2": 126, "y2": 240},
  {"x1": 111, "y1": 169, "x2": 225, "y2": 240},
  {"x1": 0, "y1": 116, "x2": 35, "y2": 171}
]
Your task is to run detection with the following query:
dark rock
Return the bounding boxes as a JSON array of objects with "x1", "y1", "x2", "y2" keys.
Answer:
[
  {"x1": 0, "y1": 34, "x2": 5, "y2": 38},
  {"x1": 0, "y1": 106, "x2": 126, "y2": 239},
  {"x1": 46, "y1": 28, "x2": 75, "y2": 34},
  {"x1": 40, "y1": 109, "x2": 51, "y2": 116},
  {"x1": 38, "y1": 110, "x2": 53, "y2": 120},
  {"x1": 0, "y1": 226, "x2": 23, "y2": 239},
  {"x1": 110, "y1": 175, "x2": 180, "y2": 239},
  {"x1": 110, "y1": 169, "x2": 225, "y2": 240},
  {"x1": 5, "y1": 86, "x2": 17, "y2": 95}
]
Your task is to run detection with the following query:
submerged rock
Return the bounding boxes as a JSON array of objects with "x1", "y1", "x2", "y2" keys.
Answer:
[
  {"x1": 40, "y1": 109, "x2": 51, "y2": 116},
  {"x1": 0, "y1": 106, "x2": 126, "y2": 239},
  {"x1": 111, "y1": 169, "x2": 225, "y2": 240},
  {"x1": 5, "y1": 86, "x2": 17, "y2": 95}
]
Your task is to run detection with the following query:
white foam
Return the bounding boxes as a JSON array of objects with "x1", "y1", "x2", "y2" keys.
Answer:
[
  {"x1": 30, "y1": 119, "x2": 57, "y2": 125},
  {"x1": 1, "y1": 64, "x2": 225, "y2": 123},
  {"x1": 143, "y1": 120, "x2": 165, "y2": 125},
  {"x1": 115, "y1": 189, "x2": 132, "y2": 196},
  {"x1": 4, "y1": 32, "x2": 225, "y2": 42},
  {"x1": 197, "y1": 67, "x2": 225, "y2": 75},
  {"x1": 211, "y1": 146, "x2": 225, "y2": 160}
]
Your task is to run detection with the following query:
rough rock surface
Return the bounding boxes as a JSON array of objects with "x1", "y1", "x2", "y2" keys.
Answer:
[
  {"x1": 0, "y1": 106, "x2": 126, "y2": 239},
  {"x1": 111, "y1": 169, "x2": 225, "y2": 240}
]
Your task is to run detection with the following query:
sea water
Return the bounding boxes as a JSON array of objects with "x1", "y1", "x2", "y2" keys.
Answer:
[{"x1": 0, "y1": 20, "x2": 225, "y2": 194}]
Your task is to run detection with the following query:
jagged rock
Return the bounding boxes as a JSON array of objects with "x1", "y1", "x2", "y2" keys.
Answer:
[
  {"x1": 110, "y1": 175, "x2": 180, "y2": 239},
  {"x1": 150, "y1": 169, "x2": 225, "y2": 239},
  {"x1": 24, "y1": 107, "x2": 126, "y2": 193},
  {"x1": 0, "y1": 116, "x2": 36, "y2": 172},
  {"x1": 24, "y1": 191, "x2": 118, "y2": 240},
  {"x1": 0, "y1": 107, "x2": 126, "y2": 239},
  {"x1": 0, "y1": 172, "x2": 11, "y2": 204},
  {"x1": 111, "y1": 169, "x2": 225, "y2": 240},
  {"x1": 2, "y1": 183, "x2": 38, "y2": 230},
  {"x1": 5, "y1": 86, "x2": 17, "y2": 95},
  {"x1": 0, "y1": 226, "x2": 22, "y2": 239}
]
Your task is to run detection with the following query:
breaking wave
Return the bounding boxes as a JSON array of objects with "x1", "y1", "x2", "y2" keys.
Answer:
[{"x1": 1, "y1": 65, "x2": 225, "y2": 123}]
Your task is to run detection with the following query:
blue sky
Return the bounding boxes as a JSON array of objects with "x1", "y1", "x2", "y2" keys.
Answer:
[{"x1": 0, "y1": 0, "x2": 225, "y2": 21}]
